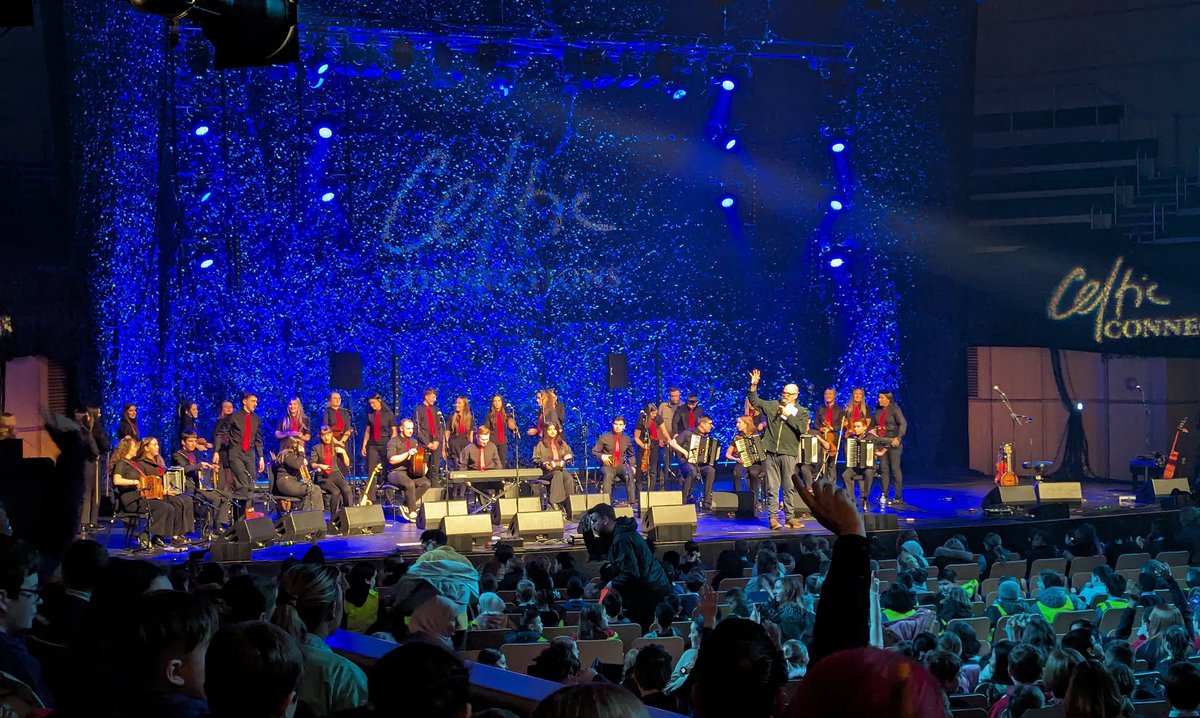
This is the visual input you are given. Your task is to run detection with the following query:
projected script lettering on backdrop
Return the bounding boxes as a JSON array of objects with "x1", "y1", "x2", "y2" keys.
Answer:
[{"x1": 1047, "y1": 256, "x2": 1199, "y2": 342}]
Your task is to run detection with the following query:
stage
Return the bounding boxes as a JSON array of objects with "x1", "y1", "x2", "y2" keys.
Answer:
[{"x1": 96, "y1": 473, "x2": 1181, "y2": 568}]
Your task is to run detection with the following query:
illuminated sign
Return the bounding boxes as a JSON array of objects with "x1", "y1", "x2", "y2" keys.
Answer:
[{"x1": 1047, "y1": 256, "x2": 1199, "y2": 342}]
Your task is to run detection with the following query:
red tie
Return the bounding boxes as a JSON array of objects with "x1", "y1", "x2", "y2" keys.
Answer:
[
  {"x1": 373, "y1": 411, "x2": 380, "y2": 442},
  {"x1": 688, "y1": 410, "x2": 696, "y2": 429},
  {"x1": 826, "y1": 406, "x2": 833, "y2": 427},
  {"x1": 480, "y1": 447, "x2": 485, "y2": 468},
  {"x1": 551, "y1": 443, "x2": 559, "y2": 462},
  {"x1": 425, "y1": 406, "x2": 435, "y2": 441},
  {"x1": 242, "y1": 414, "x2": 251, "y2": 452},
  {"x1": 649, "y1": 422, "x2": 659, "y2": 440},
  {"x1": 406, "y1": 437, "x2": 412, "y2": 451},
  {"x1": 333, "y1": 410, "x2": 344, "y2": 432},
  {"x1": 880, "y1": 408, "x2": 887, "y2": 434},
  {"x1": 496, "y1": 412, "x2": 505, "y2": 444},
  {"x1": 614, "y1": 436, "x2": 620, "y2": 461},
  {"x1": 324, "y1": 445, "x2": 332, "y2": 468}
]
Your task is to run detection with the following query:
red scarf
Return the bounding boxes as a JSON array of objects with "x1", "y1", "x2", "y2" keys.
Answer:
[
  {"x1": 550, "y1": 442, "x2": 560, "y2": 462},
  {"x1": 332, "y1": 409, "x2": 345, "y2": 433}
]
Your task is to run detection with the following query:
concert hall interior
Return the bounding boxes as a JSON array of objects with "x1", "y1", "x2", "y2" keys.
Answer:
[{"x1": 3, "y1": 1, "x2": 1200, "y2": 716}]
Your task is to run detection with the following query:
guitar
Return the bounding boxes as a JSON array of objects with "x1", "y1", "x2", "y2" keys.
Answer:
[
  {"x1": 1163, "y1": 418, "x2": 1190, "y2": 480},
  {"x1": 994, "y1": 443, "x2": 1018, "y2": 486}
]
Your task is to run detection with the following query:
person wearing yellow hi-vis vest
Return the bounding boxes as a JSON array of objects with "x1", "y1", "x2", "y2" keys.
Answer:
[
  {"x1": 1033, "y1": 570, "x2": 1076, "y2": 626},
  {"x1": 880, "y1": 583, "x2": 919, "y2": 623}
]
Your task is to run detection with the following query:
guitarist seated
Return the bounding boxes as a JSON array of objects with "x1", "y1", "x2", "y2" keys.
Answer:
[
  {"x1": 385, "y1": 419, "x2": 430, "y2": 517},
  {"x1": 309, "y1": 426, "x2": 354, "y2": 516}
]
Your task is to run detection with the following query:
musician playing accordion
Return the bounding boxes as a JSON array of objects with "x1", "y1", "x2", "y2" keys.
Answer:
[
  {"x1": 842, "y1": 418, "x2": 887, "y2": 512},
  {"x1": 669, "y1": 416, "x2": 720, "y2": 511},
  {"x1": 726, "y1": 416, "x2": 766, "y2": 505}
]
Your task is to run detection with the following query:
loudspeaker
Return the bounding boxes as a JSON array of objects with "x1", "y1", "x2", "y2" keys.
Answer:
[
  {"x1": 863, "y1": 513, "x2": 899, "y2": 531},
  {"x1": 226, "y1": 516, "x2": 277, "y2": 548},
  {"x1": 1030, "y1": 503, "x2": 1070, "y2": 521},
  {"x1": 1036, "y1": 482, "x2": 1083, "y2": 506},
  {"x1": 643, "y1": 491, "x2": 683, "y2": 508},
  {"x1": 644, "y1": 504, "x2": 697, "y2": 543},
  {"x1": 419, "y1": 500, "x2": 469, "y2": 530},
  {"x1": 496, "y1": 497, "x2": 543, "y2": 526},
  {"x1": 607, "y1": 353, "x2": 629, "y2": 389},
  {"x1": 276, "y1": 511, "x2": 328, "y2": 542},
  {"x1": 572, "y1": 494, "x2": 611, "y2": 510},
  {"x1": 209, "y1": 540, "x2": 251, "y2": 562},
  {"x1": 440, "y1": 514, "x2": 494, "y2": 551},
  {"x1": 329, "y1": 352, "x2": 362, "y2": 390},
  {"x1": 1137, "y1": 478, "x2": 1193, "y2": 508},
  {"x1": 332, "y1": 504, "x2": 386, "y2": 535},
  {"x1": 510, "y1": 510, "x2": 565, "y2": 538},
  {"x1": 981, "y1": 485, "x2": 1038, "y2": 509},
  {"x1": 711, "y1": 491, "x2": 755, "y2": 519}
]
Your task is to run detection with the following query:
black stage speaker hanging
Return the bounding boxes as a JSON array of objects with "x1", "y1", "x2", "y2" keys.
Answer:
[
  {"x1": 607, "y1": 353, "x2": 629, "y2": 389},
  {"x1": 330, "y1": 352, "x2": 362, "y2": 390}
]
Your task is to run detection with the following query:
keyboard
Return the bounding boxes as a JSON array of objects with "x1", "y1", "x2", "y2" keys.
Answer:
[{"x1": 447, "y1": 468, "x2": 542, "y2": 483}]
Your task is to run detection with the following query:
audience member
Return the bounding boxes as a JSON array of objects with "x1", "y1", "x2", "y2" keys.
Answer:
[
  {"x1": 989, "y1": 644, "x2": 1046, "y2": 718},
  {"x1": 117, "y1": 590, "x2": 218, "y2": 718},
  {"x1": 1019, "y1": 616, "x2": 1057, "y2": 653},
  {"x1": 476, "y1": 592, "x2": 510, "y2": 630},
  {"x1": 768, "y1": 575, "x2": 814, "y2": 643},
  {"x1": 925, "y1": 649, "x2": 967, "y2": 695},
  {"x1": 631, "y1": 644, "x2": 676, "y2": 712},
  {"x1": 782, "y1": 639, "x2": 808, "y2": 678},
  {"x1": 370, "y1": 641, "x2": 471, "y2": 718},
  {"x1": 35, "y1": 538, "x2": 106, "y2": 646},
  {"x1": 342, "y1": 562, "x2": 379, "y2": 633},
  {"x1": 685, "y1": 618, "x2": 788, "y2": 718},
  {"x1": 1165, "y1": 662, "x2": 1200, "y2": 718},
  {"x1": 602, "y1": 590, "x2": 629, "y2": 624},
  {"x1": 477, "y1": 647, "x2": 507, "y2": 670},
  {"x1": 1005, "y1": 684, "x2": 1046, "y2": 718},
  {"x1": 552, "y1": 553, "x2": 587, "y2": 589},
  {"x1": 531, "y1": 683, "x2": 650, "y2": 718},
  {"x1": 1137, "y1": 605, "x2": 1190, "y2": 668},
  {"x1": 220, "y1": 573, "x2": 278, "y2": 623},
  {"x1": 529, "y1": 639, "x2": 583, "y2": 683},
  {"x1": 504, "y1": 608, "x2": 547, "y2": 644},
  {"x1": 559, "y1": 577, "x2": 588, "y2": 611},
  {"x1": 205, "y1": 622, "x2": 302, "y2": 718},
  {"x1": 644, "y1": 601, "x2": 681, "y2": 639},
  {"x1": 589, "y1": 503, "x2": 673, "y2": 631},
  {"x1": 0, "y1": 535, "x2": 49, "y2": 705},
  {"x1": 578, "y1": 602, "x2": 616, "y2": 641},
  {"x1": 1043, "y1": 648, "x2": 1085, "y2": 705},
  {"x1": 1063, "y1": 524, "x2": 1104, "y2": 561},
  {"x1": 481, "y1": 543, "x2": 514, "y2": 577},
  {"x1": 415, "y1": 529, "x2": 474, "y2": 568},
  {"x1": 1060, "y1": 659, "x2": 1132, "y2": 718},
  {"x1": 409, "y1": 596, "x2": 459, "y2": 651},
  {"x1": 977, "y1": 639, "x2": 1015, "y2": 704}
]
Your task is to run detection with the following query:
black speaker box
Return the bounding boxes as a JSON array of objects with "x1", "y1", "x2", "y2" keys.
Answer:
[
  {"x1": 981, "y1": 485, "x2": 1038, "y2": 509},
  {"x1": 644, "y1": 504, "x2": 697, "y2": 543},
  {"x1": 510, "y1": 510, "x2": 565, "y2": 538},
  {"x1": 329, "y1": 352, "x2": 363, "y2": 390},
  {"x1": 209, "y1": 540, "x2": 251, "y2": 562},
  {"x1": 1137, "y1": 478, "x2": 1193, "y2": 508},
  {"x1": 275, "y1": 510, "x2": 328, "y2": 542},
  {"x1": 441, "y1": 514, "x2": 494, "y2": 552},
  {"x1": 1030, "y1": 503, "x2": 1070, "y2": 521},
  {"x1": 227, "y1": 516, "x2": 277, "y2": 548},
  {"x1": 606, "y1": 353, "x2": 629, "y2": 389},
  {"x1": 863, "y1": 512, "x2": 899, "y2": 531},
  {"x1": 332, "y1": 504, "x2": 386, "y2": 535},
  {"x1": 711, "y1": 491, "x2": 756, "y2": 519},
  {"x1": 1036, "y1": 481, "x2": 1083, "y2": 507}
]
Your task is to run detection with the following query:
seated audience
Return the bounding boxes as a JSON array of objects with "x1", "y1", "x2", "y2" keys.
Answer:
[
  {"x1": 409, "y1": 596, "x2": 458, "y2": 651},
  {"x1": 782, "y1": 639, "x2": 808, "y2": 679},
  {"x1": 644, "y1": 601, "x2": 681, "y2": 639},
  {"x1": 475, "y1": 592, "x2": 510, "y2": 630},
  {"x1": 925, "y1": 649, "x2": 967, "y2": 696},
  {"x1": 370, "y1": 641, "x2": 471, "y2": 718},
  {"x1": 880, "y1": 582, "x2": 918, "y2": 623},
  {"x1": 989, "y1": 644, "x2": 1046, "y2": 718},
  {"x1": 724, "y1": 586, "x2": 753, "y2": 619},
  {"x1": 632, "y1": 644, "x2": 677, "y2": 712},
  {"x1": 559, "y1": 577, "x2": 588, "y2": 612},
  {"x1": 976, "y1": 639, "x2": 1015, "y2": 705},
  {"x1": 1043, "y1": 647, "x2": 1085, "y2": 708},
  {"x1": 0, "y1": 535, "x2": 50, "y2": 705},
  {"x1": 685, "y1": 618, "x2": 788, "y2": 718},
  {"x1": 117, "y1": 590, "x2": 219, "y2": 718},
  {"x1": 578, "y1": 602, "x2": 617, "y2": 641},
  {"x1": 1136, "y1": 604, "x2": 1191, "y2": 669},
  {"x1": 1165, "y1": 662, "x2": 1200, "y2": 718},
  {"x1": 342, "y1": 562, "x2": 379, "y2": 634},
  {"x1": 767, "y1": 575, "x2": 814, "y2": 644},
  {"x1": 220, "y1": 574, "x2": 278, "y2": 623},
  {"x1": 1006, "y1": 684, "x2": 1046, "y2": 718},
  {"x1": 531, "y1": 683, "x2": 650, "y2": 718},
  {"x1": 477, "y1": 647, "x2": 507, "y2": 670},
  {"x1": 34, "y1": 538, "x2": 107, "y2": 646},
  {"x1": 205, "y1": 622, "x2": 302, "y2": 718},
  {"x1": 602, "y1": 590, "x2": 629, "y2": 625},
  {"x1": 504, "y1": 608, "x2": 547, "y2": 644},
  {"x1": 529, "y1": 639, "x2": 583, "y2": 683},
  {"x1": 1060, "y1": 659, "x2": 1132, "y2": 718}
]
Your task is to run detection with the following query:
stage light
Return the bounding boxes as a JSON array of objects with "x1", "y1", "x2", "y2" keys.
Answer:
[
  {"x1": 831, "y1": 141, "x2": 846, "y2": 153},
  {"x1": 199, "y1": 191, "x2": 212, "y2": 203},
  {"x1": 1075, "y1": 401, "x2": 1085, "y2": 412},
  {"x1": 720, "y1": 77, "x2": 736, "y2": 91},
  {"x1": 321, "y1": 192, "x2": 335, "y2": 202},
  {"x1": 829, "y1": 257, "x2": 845, "y2": 268},
  {"x1": 317, "y1": 126, "x2": 333, "y2": 139},
  {"x1": 193, "y1": 124, "x2": 210, "y2": 137},
  {"x1": 665, "y1": 83, "x2": 687, "y2": 100},
  {"x1": 199, "y1": 258, "x2": 214, "y2": 269},
  {"x1": 829, "y1": 199, "x2": 844, "y2": 211},
  {"x1": 128, "y1": 0, "x2": 298, "y2": 69},
  {"x1": 489, "y1": 74, "x2": 514, "y2": 97},
  {"x1": 723, "y1": 136, "x2": 738, "y2": 151},
  {"x1": 317, "y1": 62, "x2": 329, "y2": 75},
  {"x1": 720, "y1": 195, "x2": 735, "y2": 209}
]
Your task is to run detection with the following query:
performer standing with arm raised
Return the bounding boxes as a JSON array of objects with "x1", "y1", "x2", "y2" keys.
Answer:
[
  {"x1": 873, "y1": 391, "x2": 908, "y2": 506},
  {"x1": 747, "y1": 369, "x2": 810, "y2": 530}
]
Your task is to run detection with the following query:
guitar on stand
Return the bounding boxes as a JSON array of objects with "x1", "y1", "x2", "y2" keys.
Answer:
[
  {"x1": 994, "y1": 443, "x2": 1018, "y2": 486},
  {"x1": 1163, "y1": 418, "x2": 1190, "y2": 480}
]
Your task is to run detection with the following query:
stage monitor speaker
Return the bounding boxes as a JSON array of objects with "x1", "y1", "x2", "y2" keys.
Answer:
[
  {"x1": 424, "y1": 487, "x2": 447, "y2": 503},
  {"x1": 863, "y1": 513, "x2": 899, "y2": 531},
  {"x1": 209, "y1": 540, "x2": 251, "y2": 562},
  {"x1": 644, "y1": 504, "x2": 697, "y2": 543},
  {"x1": 276, "y1": 511, "x2": 328, "y2": 542},
  {"x1": 227, "y1": 516, "x2": 276, "y2": 548},
  {"x1": 510, "y1": 510, "x2": 566, "y2": 538},
  {"x1": 440, "y1": 514, "x2": 494, "y2": 552},
  {"x1": 572, "y1": 494, "x2": 611, "y2": 510},
  {"x1": 981, "y1": 485, "x2": 1038, "y2": 509},
  {"x1": 332, "y1": 504, "x2": 386, "y2": 535},
  {"x1": 607, "y1": 353, "x2": 629, "y2": 389},
  {"x1": 1137, "y1": 478, "x2": 1192, "y2": 508},
  {"x1": 329, "y1": 352, "x2": 362, "y2": 390},
  {"x1": 1036, "y1": 482, "x2": 1083, "y2": 507},
  {"x1": 643, "y1": 491, "x2": 683, "y2": 508},
  {"x1": 1030, "y1": 503, "x2": 1070, "y2": 521},
  {"x1": 496, "y1": 497, "x2": 544, "y2": 525},
  {"x1": 711, "y1": 491, "x2": 755, "y2": 519},
  {"x1": 419, "y1": 500, "x2": 469, "y2": 530}
]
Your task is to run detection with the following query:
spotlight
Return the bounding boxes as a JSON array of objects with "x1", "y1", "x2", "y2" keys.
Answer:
[
  {"x1": 317, "y1": 126, "x2": 333, "y2": 139},
  {"x1": 199, "y1": 258, "x2": 214, "y2": 269},
  {"x1": 489, "y1": 74, "x2": 513, "y2": 97},
  {"x1": 193, "y1": 124, "x2": 210, "y2": 137},
  {"x1": 829, "y1": 257, "x2": 845, "y2": 268},
  {"x1": 831, "y1": 141, "x2": 846, "y2": 153},
  {"x1": 723, "y1": 136, "x2": 738, "y2": 151},
  {"x1": 317, "y1": 62, "x2": 329, "y2": 75},
  {"x1": 665, "y1": 83, "x2": 687, "y2": 100},
  {"x1": 1075, "y1": 401, "x2": 1085, "y2": 412},
  {"x1": 128, "y1": 0, "x2": 298, "y2": 69},
  {"x1": 199, "y1": 191, "x2": 212, "y2": 203},
  {"x1": 320, "y1": 192, "x2": 335, "y2": 202},
  {"x1": 719, "y1": 194, "x2": 735, "y2": 209},
  {"x1": 829, "y1": 199, "x2": 844, "y2": 211},
  {"x1": 719, "y1": 76, "x2": 736, "y2": 91}
]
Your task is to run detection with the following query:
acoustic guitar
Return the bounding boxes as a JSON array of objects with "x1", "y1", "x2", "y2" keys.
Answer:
[
  {"x1": 994, "y1": 443, "x2": 1018, "y2": 487},
  {"x1": 1163, "y1": 418, "x2": 1190, "y2": 480}
]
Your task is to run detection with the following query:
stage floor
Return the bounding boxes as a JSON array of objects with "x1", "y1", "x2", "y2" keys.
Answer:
[{"x1": 95, "y1": 473, "x2": 1154, "y2": 566}]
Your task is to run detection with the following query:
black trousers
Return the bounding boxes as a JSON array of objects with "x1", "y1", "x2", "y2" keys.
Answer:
[
  {"x1": 193, "y1": 487, "x2": 231, "y2": 529},
  {"x1": 602, "y1": 465, "x2": 638, "y2": 507},
  {"x1": 639, "y1": 446, "x2": 663, "y2": 490},
  {"x1": 843, "y1": 468, "x2": 877, "y2": 508},
  {"x1": 681, "y1": 463, "x2": 716, "y2": 507},
  {"x1": 879, "y1": 444, "x2": 903, "y2": 499},
  {"x1": 365, "y1": 442, "x2": 388, "y2": 479},
  {"x1": 226, "y1": 449, "x2": 258, "y2": 500},
  {"x1": 744, "y1": 463, "x2": 766, "y2": 498},
  {"x1": 495, "y1": 441, "x2": 510, "y2": 469},
  {"x1": 274, "y1": 476, "x2": 321, "y2": 511},
  {"x1": 318, "y1": 470, "x2": 353, "y2": 516},
  {"x1": 118, "y1": 491, "x2": 178, "y2": 539},
  {"x1": 386, "y1": 470, "x2": 431, "y2": 511},
  {"x1": 80, "y1": 460, "x2": 98, "y2": 528}
]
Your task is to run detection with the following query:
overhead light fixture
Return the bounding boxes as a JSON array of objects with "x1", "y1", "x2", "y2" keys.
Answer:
[{"x1": 128, "y1": 0, "x2": 298, "y2": 69}]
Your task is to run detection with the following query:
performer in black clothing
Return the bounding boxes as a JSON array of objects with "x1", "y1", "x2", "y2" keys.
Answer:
[
  {"x1": 843, "y1": 388, "x2": 873, "y2": 437},
  {"x1": 814, "y1": 388, "x2": 845, "y2": 480},
  {"x1": 483, "y1": 394, "x2": 518, "y2": 468},
  {"x1": 669, "y1": 416, "x2": 720, "y2": 510},
  {"x1": 592, "y1": 416, "x2": 637, "y2": 509},
  {"x1": 533, "y1": 423, "x2": 575, "y2": 517},
  {"x1": 176, "y1": 401, "x2": 210, "y2": 452},
  {"x1": 213, "y1": 400, "x2": 234, "y2": 493},
  {"x1": 671, "y1": 394, "x2": 704, "y2": 437},
  {"x1": 309, "y1": 426, "x2": 353, "y2": 516},
  {"x1": 726, "y1": 415, "x2": 766, "y2": 501},
  {"x1": 135, "y1": 438, "x2": 195, "y2": 538},
  {"x1": 110, "y1": 437, "x2": 180, "y2": 549},
  {"x1": 74, "y1": 409, "x2": 101, "y2": 532},
  {"x1": 118, "y1": 403, "x2": 140, "y2": 441},
  {"x1": 842, "y1": 418, "x2": 885, "y2": 511},
  {"x1": 527, "y1": 388, "x2": 566, "y2": 438},
  {"x1": 413, "y1": 387, "x2": 444, "y2": 482},
  {"x1": 173, "y1": 431, "x2": 231, "y2": 531},
  {"x1": 360, "y1": 394, "x2": 396, "y2": 479},
  {"x1": 458, "y1": 426, "x2": 502, "y2": 470},
  {"x1": 273, "y1": 437, "x2": 321, "y2": 511},
  {"x1": 226, "y1": 393, "x2": 265, "y2": 502},
  {"x1": 444, "y1": 396, "x2": 474, "y2": 470},
  {"x1": 747, "y1": 369, "x2": 810, "y2": 530},
  {"x1": 635, "y1": 403, "x2": 666, "y2": 491},
  {"x1": 274, "y1": 397, "x2": 312, "y2": 451},
  {"x1": 385, "y1": 419, "x2": 431, "y2": 517},
  {"x1": 873, "y1": 391, "x2": 908, "y2": 505},
  {"x1": 323, "y1": 392, "x2": 354, "y2": 470}
]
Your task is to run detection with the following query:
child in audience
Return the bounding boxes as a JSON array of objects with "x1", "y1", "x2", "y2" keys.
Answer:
[
  {"x1": 1165, "y1": 662, "x2": 1200, "y2": 718},
  {"x1": 205, "y1": 622, "x2": 302, "y2": 718},
  {"x1": 476, "y1": 592, "x2": 511, "y2": 630},
  {"x1": 782, "y1": 639, "x2": 808, "y2": 679}
]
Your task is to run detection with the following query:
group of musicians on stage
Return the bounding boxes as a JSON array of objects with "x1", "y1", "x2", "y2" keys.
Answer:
[{"x1": 108, "y1": 370, "x2": 907, "y2": 539}]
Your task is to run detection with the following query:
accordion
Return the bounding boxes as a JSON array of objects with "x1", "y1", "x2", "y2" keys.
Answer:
[
  {"x1": 686, "y1": 434, "x2": 720, "y2": 466},
  {"x1": 163, "y1": 467, "x2": 186, "y2": 495},
  {"x1": 798, "y1": 434, "x2": 822, "y2": 465},
  {"x1": 733, "y1": 434, "x2": 765, "y2": 466},
  {"x1": 845, "y1": 437, "x2": 880, "y2": 469}
]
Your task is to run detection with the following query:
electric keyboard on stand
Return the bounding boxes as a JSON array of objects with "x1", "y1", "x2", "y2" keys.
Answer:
[{"x1": 448, "y1": 468, "x2": 542, "y2": 514}]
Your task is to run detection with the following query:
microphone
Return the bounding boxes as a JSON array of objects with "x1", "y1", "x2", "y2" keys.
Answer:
[
  {"x1": 993, "y1": 385, "x2": 1008, "y2": 398},
  {"x1": 505, "y1": 403, "x2": 513, "y2": 411},
  {"x1": 571, "y1": 406, "x2": 580, "y2": 412}
]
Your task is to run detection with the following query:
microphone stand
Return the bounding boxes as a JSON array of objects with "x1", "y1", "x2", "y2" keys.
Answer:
[
  {"x1": 995, "y1": 388, "x2": 1030, "y2": 474},
  {"x1": 1136, "y1": 385, "x2": 1151, "y2": 455},
  {"x1": 573, "y1": 407, "x2": 590, "y2": 494}
]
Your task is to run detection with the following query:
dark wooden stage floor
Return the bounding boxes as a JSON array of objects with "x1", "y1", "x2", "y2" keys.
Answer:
[{"x1": 94, "y1": 473, "x2": 1175, "y2": 567}]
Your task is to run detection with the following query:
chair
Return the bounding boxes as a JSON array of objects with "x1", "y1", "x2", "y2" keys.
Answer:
[
  {"x1": 951, "y1": 694, "x2": 987, "y2": 710},
  {"x1": 465, "y1": 629, "x2": 511, "y2": 651},
  {"x1": 743, "y1": 567, "x2": 754, "y2": 577},
  {"x1": 541, "y1": 626, "x2": 576, "y2": 641},
  {"x1": 1157, "y1": 550, "x2": 1189, "y2": 567},
  {"x1": 1070, "y1": 572, "x2": 1093, "y2": 592},
  {"x1": 878, "y1": 559, "x2": 899, "y2": 570},
  {"x1": 500, "y1": 642, "x2": 551, "y2": 675},
  {"x1": 563, "y1": 611, "x2": 581, "y2": 627},
  {"x1": 577, "y1": 638, "x2": 625, "y2": 667},
  {"x1": 671, "y1": 620, "x2": 693, "y2": 637},
  {"x1": 876, "y1": 568, "x2": 898, "y2": 584},
  {"x1": 1098, "y1": 605, "x2": 1140, "y2": 636},
  {"x1": 982, "y1": 591, "x2": 997, "y2": 607},
  {"x1": 106, "y1": 499, "x2": 152, "y2": 548},
  {"x1": 0, "y1": 670, "x2": 45, "y2": 718},
  {"x1": 1051, "y1": 609, "x2": 1096, "y2": 635},
  {"x1": 717, "y1": 576, "x2": 751, "y2": 592},
  {"x1": 994, "y1": 615, "x2": 1013, "y2": 641},
  {"x1": 1118, "y1": 568, "x2": 1142, "y2": 585},
  {"x1": 1023, "y1": 707, "x2": 1065, "y2": 718},
  {"x1": 971, "y1": 602, "x2": 986, "y2": 617},
  {"x1": 977, "y1": 640, "x2": 991, "y2": 658},
  {"x1": 704, "y1": 569, "x2": 718, "y2": 584},
  {"x1": 612, "y1": 622, "x2": 644, "y2": 652},
  {"x1": 946, "y1": 617, "x2": 991, "y2": 642},
  {"x1": 497, "y1": 590, "x2": 517, "y2": 604},
  {"x1": 949, "y1": 709, "x2": 987, "y2": 718},
  {"x1": 945, "y1": 563, "x2": 981, "y2": 582},
  {"x1": 1028, "y1": 558, "x2": 1067, "y2": 578},
  {"x1": 631, "y1": 636, "x2": 686, "y2": 666},
  {"x1": 1114, "y1": 553, "x2": 1152, "y2": 571},
  {"x1": 989, "y1": 560, "x2": 1027, "y2": 580},
  {"x1": 457, "y1": 650, "x2": 481, "y2": 662},
  {"x1": 1131, "y1": 699, "x2": 1169, "y2": 717},
  {"x1": 1068, "y1": 555, "x2": 1106, "y2": 578}
]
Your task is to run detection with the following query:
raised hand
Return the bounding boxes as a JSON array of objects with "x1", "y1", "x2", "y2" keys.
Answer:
[
  {"x1": 794, "y1": 475, "x2": 865, "y2": 538},
  {"x1": 749, "y1": 369, "x2": 761, "y2": 386},
  {"x1": 698, "y1": 583, "x2": 718, "y2": 626}
]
